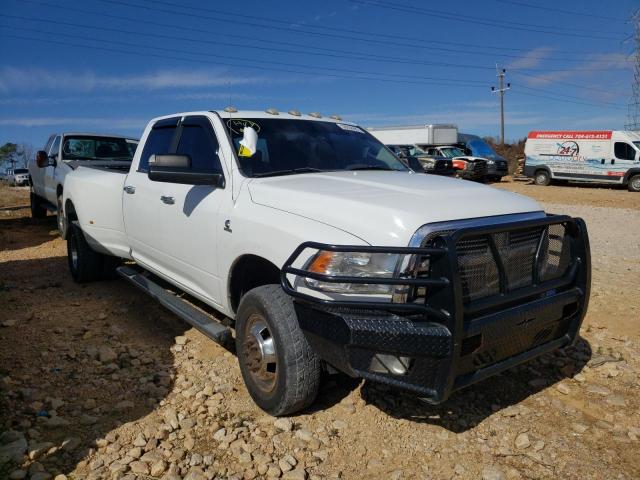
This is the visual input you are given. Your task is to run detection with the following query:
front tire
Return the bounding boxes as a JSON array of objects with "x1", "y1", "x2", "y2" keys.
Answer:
[
  {"x1": 30, "y1": 193, "x2": 47, "y2": 219},
  {"x1": 236, "y1": 284, "x2": 321, "y2": 416},
  {"x1": 67, "y1": 224, "x2": 104, "y2": 283},
  {"x1": 628, "y1": 174, "x2": 640, "y2": 192},
  {"x1": 534, "y1": 170, "x2": 551, "y2": 186}
]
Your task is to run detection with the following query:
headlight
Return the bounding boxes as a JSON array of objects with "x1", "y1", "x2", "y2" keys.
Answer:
[
  {"x1": 304, "y1": 251, "x2": 399, "y2": 295},
  {"x1": 487, "y1": 160, "x2": 495, "y2": 165}
]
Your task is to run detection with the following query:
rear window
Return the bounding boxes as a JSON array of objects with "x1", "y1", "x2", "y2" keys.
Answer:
[{"x1": 62, "y1": 136, "x2": 133, "y2": 161}]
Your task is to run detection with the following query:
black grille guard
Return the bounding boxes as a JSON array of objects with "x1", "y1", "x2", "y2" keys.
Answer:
[
  {"x1": 280, "y1": 215, "x2": 591, "y2": 402},
  {"x1": 281, "y1": 215, "x2": 590, "y2": 322}
]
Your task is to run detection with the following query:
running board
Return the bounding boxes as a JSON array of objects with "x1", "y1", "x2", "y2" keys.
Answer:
[{"x1": 116, "y1": 265, "x2": 232, "y2": 346}]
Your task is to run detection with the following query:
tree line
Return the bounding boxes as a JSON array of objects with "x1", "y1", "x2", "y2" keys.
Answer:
[{"x1": 0, "y1": 143, "x2": 34, "y2": 171}]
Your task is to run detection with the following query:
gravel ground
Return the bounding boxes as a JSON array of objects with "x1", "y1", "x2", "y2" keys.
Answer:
[{"x1": 1, "y1": 182, "x2": 638, "y2": 480}]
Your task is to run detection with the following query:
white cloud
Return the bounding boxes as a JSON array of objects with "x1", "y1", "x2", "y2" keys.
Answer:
[
  {"x1": 507, "y1": 47, "x2": 554, "y2": 70},
  {"x1": 0, "y1": 67, "x2": 270, "y2": 94},
  {"x1": 517, "y1": 52, "x2": 632, "y2": 87},
  {"x1": 0, "y1": 117, "x2": 147, "y2": 129}
]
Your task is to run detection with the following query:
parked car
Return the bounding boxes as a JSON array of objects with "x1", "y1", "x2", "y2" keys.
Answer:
[
  {"x1": 458, "y1": 133, "x2": 509, "y2": 182},
  {"x1": 57, "y1": 109, "x2": 591, "y2": 416},
  {"x1": 423, "y1": 145, "x2": 488, "y2": 181},
  {"x1": 387, "y1": 145, "x2": 455, "y2": 176},
  {"x1": 8, "y1": 168, "x2": 30, "y2": 186},
  {"x1": 524, "y1": 130, "x2": 640, "y2": 191},
  {"x1": 2, "y1": 168, "x2": 13, "y2": 184},
  {"x1": 28, "y1": 133, "x2": 139, "y2": 235}
]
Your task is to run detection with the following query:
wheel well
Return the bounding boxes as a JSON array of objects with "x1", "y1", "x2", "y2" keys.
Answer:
[
  {"x1": 65, "y1": 200, "x2": 78, "y2": 223},
  {"x1": 229, "y1": 255, "x2": 281, "y2": 313},
  {"x1": 535, "y1": 168, "x2": 550, "y2": 176},
  {"x1": 623, "y1": 169, "x2": 640, "y2": 183}
]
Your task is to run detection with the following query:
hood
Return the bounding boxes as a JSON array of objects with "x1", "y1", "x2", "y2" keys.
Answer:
[{"x1": 248, "y1": 171, "x2": 543, "y2": 245}]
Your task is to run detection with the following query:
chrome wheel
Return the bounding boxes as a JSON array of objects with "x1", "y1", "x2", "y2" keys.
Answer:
[
  {"x1": 69, "y1": 234, "x2": 79, "y2": 271},
  {"x1": 57, "y1": 197, "x2": 66, "y2": 237},
  {"x1": 631, "y1": 176, "x2": 640, "y2": 191},
  {"x1": 242, "y1": 314, "x2": 277, "y2": 393}
]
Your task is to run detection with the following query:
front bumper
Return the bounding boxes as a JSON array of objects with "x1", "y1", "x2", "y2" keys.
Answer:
[
  {"x1": 486, "y1": 162, "x2": 508, "y2": 178},
  {"x1": 282, "y1": 216, "x2": 590, "y2": 403}
]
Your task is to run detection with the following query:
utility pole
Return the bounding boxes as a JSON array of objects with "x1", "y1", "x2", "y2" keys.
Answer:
[
  {"x1": 491, "y1": 66, "x2": 510, "y2": 144},
  {"x1": 625, "y1": 9, "x2": 640, "y2": 131}
]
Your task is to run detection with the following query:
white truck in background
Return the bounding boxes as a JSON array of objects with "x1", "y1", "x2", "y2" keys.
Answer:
[
  {"x1": 54, "y1": 109, "x2": 591, "y2": 416},
  {"x1": 367, "y1": 124, "x2": 458, "y2": 146},
  {"x1": 524, "y1": 130, "x2": 640, "y2": 191},
  {"x1": 28, "y1": 133, "x2": 138, "y2": 236}
]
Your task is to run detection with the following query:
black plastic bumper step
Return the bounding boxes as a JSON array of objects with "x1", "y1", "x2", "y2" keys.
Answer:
[{"x1": 116, "y1": 265, "x2": 232, "y2": 345}]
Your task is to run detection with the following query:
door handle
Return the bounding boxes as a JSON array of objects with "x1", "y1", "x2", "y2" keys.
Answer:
[
  {"x1": 123, "y1": 185, "x2": 136, "y2": 194},
  {"x1": 160, "y1": 195, "x2": 175, "y2": 205}
]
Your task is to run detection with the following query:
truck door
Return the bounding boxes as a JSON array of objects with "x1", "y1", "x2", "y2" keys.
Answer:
[
  {"x1": 612, "y1": 141, "x2": 638, "y2": 181},
  {"x1": 43, "y1": 135, "x2": 61, "y2": 203},
  {"x1": 123, "y1": 117, "x2": 180, "y2": 273},
  {"x1": 154, "y1": 115, "x2": 227, "y2": 306}
]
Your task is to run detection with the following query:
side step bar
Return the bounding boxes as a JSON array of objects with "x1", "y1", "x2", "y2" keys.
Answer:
[{"x1": 116, "y1": 265, "x2": 232, "y2": 346}]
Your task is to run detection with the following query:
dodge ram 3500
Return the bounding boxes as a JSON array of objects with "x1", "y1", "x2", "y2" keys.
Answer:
[{"x1": 57, "y1": 109, "x2": 591, "y2": 416}]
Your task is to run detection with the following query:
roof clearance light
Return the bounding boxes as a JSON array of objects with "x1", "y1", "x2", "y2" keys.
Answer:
[
  {"x1": 329, "y1": 114, "x2": 342, "y2": 121},
  {"x1": 308, "y1": 112, "x2": 322, "y2": 118},
  {"x1": 224, "y1": 106, "x2": 238, "y2": 113},
  {"x1": 265, "y1": 108, "x2": 279, "y2": 115},
  {"x1": 288, "y1": 110, "x2": 301, "y2": 116}
]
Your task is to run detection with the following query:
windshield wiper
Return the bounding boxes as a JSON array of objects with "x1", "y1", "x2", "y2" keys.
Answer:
[
  {"x1": 347, "y1": 165, "x2": 395, "y2": 171},
  {"x1": 252, "y1": 167, "x2": 326, "y2": 178}
]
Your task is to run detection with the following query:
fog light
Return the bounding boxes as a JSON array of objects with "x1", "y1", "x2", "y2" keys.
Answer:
[{"x1": 369, "y1": 354, "x2": 412, "y2": 375}]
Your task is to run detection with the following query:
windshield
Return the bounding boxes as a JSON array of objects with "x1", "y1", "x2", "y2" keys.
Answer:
[
  {"x1": 439, "y1": 147, "x2": 466, "y2": 158},
  {"x1": 14, "y1": 168, "x2": 28, "y2": 174},
  {"x1": 223, "y1": 118, "x2": 407, "y2": 177},
  {"x1": 466, "y1": 139, "x2": 500, "y2": 159},
  {"x1": 62, "y1": 135, "x2": 133, "y2": 161}
]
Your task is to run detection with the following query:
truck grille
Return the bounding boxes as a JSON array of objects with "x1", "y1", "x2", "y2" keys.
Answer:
[
  {"x1": 455, "y1": 223, "x2": 571, "y2": 304},
  {"x1": 469, "y1": 161, "x2": 488, "y2": 176}
]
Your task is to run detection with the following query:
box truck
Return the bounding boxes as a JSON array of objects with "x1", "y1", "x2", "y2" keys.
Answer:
[
  {"x1": 367, "y1": 124, "x2": 458, "y2": 146},
  {"x1": 524, "y1": 130, "x2": 640, "y2": 192}
]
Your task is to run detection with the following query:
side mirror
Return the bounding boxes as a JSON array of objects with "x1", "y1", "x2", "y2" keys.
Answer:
[
  {"x1": 36, "y1": 150, "x2": 50, "y2": 168},
  {"x1": 148, "y1": 154, "x2": 225, "y2": 187}
]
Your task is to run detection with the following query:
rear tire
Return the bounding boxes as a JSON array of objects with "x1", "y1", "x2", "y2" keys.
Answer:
[
  {"x1": 57, "y1": 195, "x2": 68, "y2": 238},
  {"x1": 236, "y1": 284, "x2": 321, "y2": 416},
  {"x1": 67, "y1": 224, "x2": 105, "y2": 283},
  {"x1": 30, "y1": 193, "x2": 47, "y2": 219},
  {"x1": 628, "y1": 174, "x2": 640, "y2": 192},
  {"x1": 534, "y1": 170, "x2": 551, "y2": 186}
]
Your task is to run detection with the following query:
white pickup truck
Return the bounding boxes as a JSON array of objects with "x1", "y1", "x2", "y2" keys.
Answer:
[
  {"x1": 56, "y1": 109, "x2": 591, "y2": 416},
  {"x1": 28, "y1": 133, "x2": 138, "y2": 237}
]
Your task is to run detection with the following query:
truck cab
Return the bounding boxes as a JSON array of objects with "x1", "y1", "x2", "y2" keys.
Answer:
[{"x1": 421, "y1": 145, "x2": 488, "y2": 181}]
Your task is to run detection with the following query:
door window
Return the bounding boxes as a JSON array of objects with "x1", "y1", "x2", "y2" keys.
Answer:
[
  {"x1": 49, "y1": 136, "x2": 61, "y2": 157},
  {"x1": 175, "y1": 120, "x2": 223, "y2": 173},
  {"x1": 138, "y1": 120, "x2": 178, "y2": 172},
  {"x1": 614, "y1": 142, "x2": 636, "y2": 160}
]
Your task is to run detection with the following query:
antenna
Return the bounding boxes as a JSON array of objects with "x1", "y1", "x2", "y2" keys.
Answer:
[{"x1": 625, "y1": 9, "x2": 640, "y2": 130}]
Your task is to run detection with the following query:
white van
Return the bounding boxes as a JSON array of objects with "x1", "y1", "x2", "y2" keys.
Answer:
[{"x1": 524, "y1": 130, "x2": 640, "y2": 192}]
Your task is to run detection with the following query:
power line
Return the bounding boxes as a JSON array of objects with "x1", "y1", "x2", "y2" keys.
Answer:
[
  {"x1": 0, "y1": 31, "x2": 489, "y2": 88},
  {"x1": 348, "y1": 0, "x2": 625, "y2": 40},
  {"x1": 0, "y1": 23, "x2": 487, "y2": 85},
  {"x1": 625, "y1": 9, "x2": 640, "y2": 130},
  {"x1": 98, "y1": 0, "x2": 607, "y2": 57},
  {"x1": 517, "y1": 84, "x2": 626, "y2": 107},
  {"x1": 494, "y1": 0, "x2": 626, "y2": 23},
  {"x1": 20, "y1": 0, "x2": 632, "y2": 73}
]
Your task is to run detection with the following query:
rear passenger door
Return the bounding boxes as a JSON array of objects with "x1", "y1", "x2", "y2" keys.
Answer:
[{"x1": 156, "y1": 115, "x2": 227, "y2": 306}]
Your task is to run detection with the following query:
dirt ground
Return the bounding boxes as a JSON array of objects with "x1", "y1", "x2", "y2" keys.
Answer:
[{"x1": 1, "y1": 181, "x2": 638, "y2": 480}]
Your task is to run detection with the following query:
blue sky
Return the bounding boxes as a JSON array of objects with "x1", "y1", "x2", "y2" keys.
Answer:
[{"x1": 0, "y1": 0, "x2": 637, "y2": 148}]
